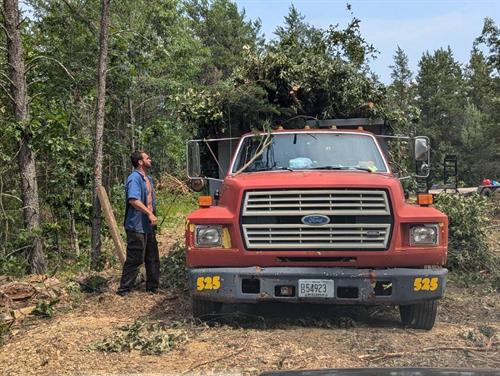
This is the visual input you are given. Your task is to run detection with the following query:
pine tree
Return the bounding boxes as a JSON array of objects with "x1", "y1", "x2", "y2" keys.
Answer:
[
  {"x1": 388, "y1": 46, "x2": 413, "y2": 111},
  {"x1": 462, "y1": 46, "x2": 499, "y2": 182},
  {"x1": 416, "y1": 47, "x2": 466, "y2": 183}
]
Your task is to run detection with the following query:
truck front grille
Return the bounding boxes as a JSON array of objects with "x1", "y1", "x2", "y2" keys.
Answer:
[
  {"x1": 243, "y1": 189, "x2": 390, "y2": 216},
  {"x1": 243, "y1": 223, "x2": 390, "y2": 249},
  {"x1": 241, "y1": 189, "x2": 392, "y2": 250}
]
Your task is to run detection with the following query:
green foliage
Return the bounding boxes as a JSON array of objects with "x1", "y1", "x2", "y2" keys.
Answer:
[
  {"x1": 180, "y1": 4, "x2": 386, "y2": 139},
  {"x1": 160, "y1": 241, "x2": 188, "y2": 293},
  {"x1": 65, "y1": 281, "x2": 83, "y2": 306},
  {"x1": 474, "y1": 17, "x2": 500, "y2": 72},
  {"x1": 258, "y1": 5, "x2": 382, "y2": 120},
  {"x1": 380, "y1": 47, "x2": 420, "y2": 190},
  {"x1": 33, "y1": 298, "x2": 59, "y2": 317},
  {"x1": 412, "y1": 21, "x2": 499, "y2": 187},
  {"x1": 156, "y1": 191, "x2": 197, "y2": 231},
  {"x1": 140, "y1": 120, "x2": 192, "y2": 177},
  {"x1": 460, "y1": 46, "x2": 499, "y2": 184},
  {"x1": 417, "y1": 47, "x2": 466, "y2": 185},
  {"x1": 1, "y1": 1, "x2": 498, "y2": 277},
  {"x1": 0, "y1": 255, "x2": 28, "y2": 277},
  {"x1": 90, "y1": 320, "x2": 187, "y2": 355},
  {"x1": 486, "y1": 194, "x2": 500, "y2": 219},
  {"x1": 79, "y1": 275, "x2": 109, "y2": 293},
  {"x1": 185, "y1": 0, "x2": 263, "y2": 78},
  {"x1": 46, "y1": 252, "x2": 91, "y2": 277},
  {"x1": 434, "y1": 193, "x2": 498, "y2": 273},
  {"x1": 386, "y1": 46, "x2": 420, "y2": 132}
]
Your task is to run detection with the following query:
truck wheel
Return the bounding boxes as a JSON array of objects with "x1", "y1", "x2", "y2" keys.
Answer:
[
  {"x1": 399, "y1": 299, "x2": 438, "y2": 330},
  {"x1": 480, "y1": 187, "x2": 492, "y2": 197},
  {"x1": 192, "y1": 299, "x2": 222, "y2": 318}
]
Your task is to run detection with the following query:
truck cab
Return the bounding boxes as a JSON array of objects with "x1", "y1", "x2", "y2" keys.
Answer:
[{"x1": 185, "y1": 124, "x2": 448, "y2": 330}]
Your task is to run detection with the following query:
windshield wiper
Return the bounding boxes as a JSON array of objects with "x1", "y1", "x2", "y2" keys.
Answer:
[
  {"x1": 309, "y1": 166, "x2": 373, "y2": 173},
  {"x1": 246, "y1": 166, "x2": 294, "y2": 172},
  {"x1": 349, "y1": 166, "x2": 374, "y2": 173},
  {"x1": 309, "y1": 166, "x2": 344, "y2": 170}
]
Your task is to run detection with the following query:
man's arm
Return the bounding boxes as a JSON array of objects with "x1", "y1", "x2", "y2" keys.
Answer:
[{"x1": 129, "y1": 199, "x2": 158, "y2": 226}]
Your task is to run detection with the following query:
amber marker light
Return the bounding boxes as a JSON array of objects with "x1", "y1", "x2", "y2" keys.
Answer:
[
  {"x1": 417, "y1": 193, "x2": 433, "y2": 206},
  {"x1": 198, "y1": 195, "x2": 213, "y2": 208}
]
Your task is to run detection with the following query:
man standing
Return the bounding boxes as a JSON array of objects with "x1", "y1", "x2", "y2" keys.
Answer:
[{"x1": 118, "y1": 151, "x2": 160, "y2": 295}]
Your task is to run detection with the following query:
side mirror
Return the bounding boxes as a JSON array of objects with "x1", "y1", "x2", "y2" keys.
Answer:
[
  {"x1": 187, "y1": 141, "x2": 201, "y2": 178},
  {"x1": 413, "y1": 136, "x2": 431, "y2": 178},
  {"x1": 414, "y1": 137, "x2": 429, "y2": 161}
]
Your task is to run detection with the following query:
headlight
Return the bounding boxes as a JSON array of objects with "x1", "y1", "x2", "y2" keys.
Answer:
[
  {"x1": 410, "y1": 224, "x2": 439, "y2": 245},
  {"x1": 195, "y1": 225, "x2": 222, "y2": 247}
]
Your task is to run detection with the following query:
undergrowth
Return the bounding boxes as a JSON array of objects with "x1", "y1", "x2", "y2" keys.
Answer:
[
  {"x1": 33, "y1": 299, "x2": 59, "y2": 317},
  {"x1": 0, "y1": 254, "x2": 27, "y2": 277},
  {"x1": 160, "y1": 241, "x2": 188, "y2": 294},
  {"x1": 78, "y1": 275, "x2": 109, "y2": 293},
  {"x1": 155, "y1": 191, "x2": 197, "y2": 232},
  {"x1": 89, "y1": 320, "x2": 188, "y2": 355},
  {"x1": 435, "y1": 193, "x2": 499, "y2": 288}
]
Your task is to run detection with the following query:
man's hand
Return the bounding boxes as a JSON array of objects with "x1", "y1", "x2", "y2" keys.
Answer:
[
  {"x1": 148, "y1": 213, "x2": 158, "y2": 226},
  {"x1": 129, "y1": 199, "x2": 158, "y2": 226}
]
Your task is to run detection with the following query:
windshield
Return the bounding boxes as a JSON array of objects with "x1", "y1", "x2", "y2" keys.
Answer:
[{"x1": 232, "y1": 132, "x2": 388, "y2": 173}]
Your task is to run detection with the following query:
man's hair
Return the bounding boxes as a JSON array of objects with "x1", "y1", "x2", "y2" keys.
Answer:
[{"x1": 131, "y1": 150, "x2": 145, "y2": 168}]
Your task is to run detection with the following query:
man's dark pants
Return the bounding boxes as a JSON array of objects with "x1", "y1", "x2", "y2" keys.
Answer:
[{"x1": 118, "y1": 230, "x2": 160, "y2": 293}]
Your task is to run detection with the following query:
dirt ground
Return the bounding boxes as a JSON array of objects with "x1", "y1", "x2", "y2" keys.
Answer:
[{"x1": 0, "y1": 230, "x2": 499, "y2": 375}]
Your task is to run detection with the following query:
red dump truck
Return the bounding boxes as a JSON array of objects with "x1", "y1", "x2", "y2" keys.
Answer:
[{"x1": 185, "y1": 119, "x2": 448, "y2": 330}]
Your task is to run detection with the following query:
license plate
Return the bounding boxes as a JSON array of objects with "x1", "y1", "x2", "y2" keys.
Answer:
[{"x1": 298, "y1": 279, "x2": 334, "y2": 298}]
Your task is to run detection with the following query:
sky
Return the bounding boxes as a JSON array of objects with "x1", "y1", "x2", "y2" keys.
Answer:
[{"x1": 234, "y1": 0, "x2": 499, "y2": 83}]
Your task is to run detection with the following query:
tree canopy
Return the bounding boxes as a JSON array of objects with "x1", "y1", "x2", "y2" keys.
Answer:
[{"x1": 0, "y1": 1, "x2": 498, "y2": 274}]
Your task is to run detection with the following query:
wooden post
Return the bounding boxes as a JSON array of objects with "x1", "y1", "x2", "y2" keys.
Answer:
[{"x1": 97, "y1": 186, "x2": 126, "y2": 265}]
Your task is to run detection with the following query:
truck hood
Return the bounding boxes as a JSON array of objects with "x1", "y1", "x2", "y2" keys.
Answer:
[
  {"x1": 224, "y1": 170, "x2": 397, "y2": 190},
  {"x1": 218, "y1": 170, "x2": 405, "y2": 210}
]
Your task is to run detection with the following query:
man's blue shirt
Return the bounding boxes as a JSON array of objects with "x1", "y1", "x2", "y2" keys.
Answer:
[{"x1": 124, "y1": 170, "x2": 157, "y2": 234}]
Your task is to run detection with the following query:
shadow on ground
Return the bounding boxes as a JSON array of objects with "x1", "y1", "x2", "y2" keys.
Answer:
[{"x1": 146, "y1": 293, "x2": 402, "y2": 330}]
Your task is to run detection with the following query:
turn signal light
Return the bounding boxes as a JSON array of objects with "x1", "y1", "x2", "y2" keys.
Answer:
[
  {"x1": 417, "y1": 193, "x2": 433, "y2": 206},
  {"x1": 198, "y1": 195, "x2": 213, "y2": 208}
]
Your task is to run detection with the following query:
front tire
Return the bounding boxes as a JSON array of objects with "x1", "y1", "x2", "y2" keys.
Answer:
[
  {"x1": 399, "y1": 299, "x2": 438, "y2": 330},
  {"x1": 192, "y1": 299, "x2": 222, "y2": 318},
  {"x1": 480, "y1": 187, "x2": 492, "y2": 197}
]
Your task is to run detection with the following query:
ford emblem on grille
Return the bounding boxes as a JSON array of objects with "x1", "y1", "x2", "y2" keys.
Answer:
[{"x1": 301, "y1": 214, "x2": 330, "y2": 226}]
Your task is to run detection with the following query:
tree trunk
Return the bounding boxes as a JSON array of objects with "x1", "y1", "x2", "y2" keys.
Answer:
[
  {"x1": 90, "y1": 0, "x2": 111, "y2": 270},
  {"x1": 68, "y1": 198, "x2": 80, "y2": 257},
  {"x1": 3, "y1": 0, "x2": 46, "y2": 274},
  {"x1": 129, "y1": 97, "x2": 135, "y2": 151},
  {"x1": 122, "y1": 153, "x2": 128, "y2": 183}
]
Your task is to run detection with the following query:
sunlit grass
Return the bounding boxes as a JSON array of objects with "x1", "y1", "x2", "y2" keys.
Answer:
[{"x1": 155, "y1": 190, "x2": 198, "y2": 233}]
